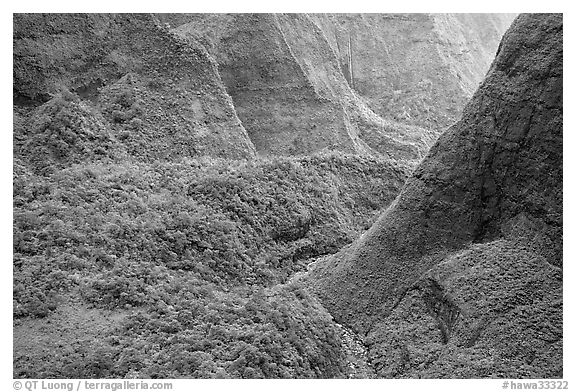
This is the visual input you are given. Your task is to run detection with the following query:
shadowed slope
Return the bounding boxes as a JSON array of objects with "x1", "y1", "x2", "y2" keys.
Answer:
[{"x1": 308, "y1": 14, "x2": 562, "y2": 377}]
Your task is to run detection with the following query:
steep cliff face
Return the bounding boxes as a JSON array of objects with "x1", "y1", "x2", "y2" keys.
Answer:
[
  {"x1": 308, "y1": 13, "x2": 562, "y2": 377},
  {"x1": 166, "y1": 13, "x2": 512, "y2": 160},
  {"x1": 270, "y1": 14, "x2": 434, "y2": 161},
  {"x1": 214, "y1": 14, "x2": 366, "y2": 157},
  {"x1": 14, "y1": 13, "x2": 513, "y2": 165},
  {"x1": 171, "y1": 14, "x2": 423, "y2": 161},
  {"x1": 13, "y1": 13, "x2": 256, "y2": 165},
  {"x1": 311, "y1": 13, "x2": 516, "y2": 132}
]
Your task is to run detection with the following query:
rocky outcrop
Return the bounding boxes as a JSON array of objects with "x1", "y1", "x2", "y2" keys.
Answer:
[
  {"x1": 13, "y1": 13, "x2": 256, "y2": 163},
  {"x1": 308, "y1": 13, "x2": 562, "y2": 377}
]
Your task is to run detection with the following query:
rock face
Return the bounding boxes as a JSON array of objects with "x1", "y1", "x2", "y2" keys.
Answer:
[
  {"x1": 213, "y1": 14, "x2": 370, "y2": 157},
  {"x1": 308, "y1": 14, "x2": 562, "y2": 377},
  {"x1": 310, "y1": 13, "x2": 517, "y2": 132},
  {"x1": 169, "y1": 14, "x2": 425, "y2": 161},
  {"x1": 13, "y1": 13, "x2": 256, "y2": 164},
  {"x1": 165, "y1": 13, "x2": 513, "y2": 160}
]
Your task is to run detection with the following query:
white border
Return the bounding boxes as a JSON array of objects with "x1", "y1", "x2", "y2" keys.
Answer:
[{"x1": 2, "y1": 2, "x2": 573, "y2": 390}]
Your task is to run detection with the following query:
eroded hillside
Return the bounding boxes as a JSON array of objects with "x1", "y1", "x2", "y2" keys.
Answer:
[{"x1": 162, "y1": 13, "x2": 514, "y2": 160}]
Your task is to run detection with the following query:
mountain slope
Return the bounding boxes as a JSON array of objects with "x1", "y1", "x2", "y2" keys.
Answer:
[
  {"x1": 13, "y1": 13, "x2": 256, "y2": 164},
  {"x1": 13, "y1": 13, "x2": 560, "y2": 379},
  {"x1": 307, "y1": 13, "x2": 562, "y2": 378},
  {"x1": 13, "y1": 152, "x2": 410, "y2": 378},
  {"x1": 166, "y1": 13, "x2": 513, "y2": 160}
]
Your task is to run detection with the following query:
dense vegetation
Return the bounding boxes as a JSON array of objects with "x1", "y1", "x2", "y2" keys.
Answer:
[{"x1": 13, "y1": 139, "x2": 408, "y2": 377}]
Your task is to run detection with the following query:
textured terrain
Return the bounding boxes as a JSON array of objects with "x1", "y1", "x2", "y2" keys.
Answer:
[
  {"x1": 310, "y1": 14, "x2": 517, "y2": 131},
  {"x1": 14, "y1": 13, "x2": 256, "y2": 168},
  {"x1": 162, "y1": 13, "x2": 513, "y2": 160},
  {"x1": 13, "y1": 13, "x2": 561, "y2": 379},
  {"x1": 308, "y1": 13, "x2": 563, "y2": 378},
  {"x1": 13, "y1": 153, "x2": 409, "y2": 378}
]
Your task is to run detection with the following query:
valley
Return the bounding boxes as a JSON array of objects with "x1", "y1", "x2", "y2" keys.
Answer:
[{"x1": 13, "y1": 13, "x2": 562, "y2": 379}]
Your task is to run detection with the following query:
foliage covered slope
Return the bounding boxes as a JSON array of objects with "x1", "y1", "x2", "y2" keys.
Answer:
[
  {"x1": 14, "y1": 12, "x2": 561, "y2": 379},
  {"x1": 14, "y1": 153, "x2": 408, "y2": 378}
]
